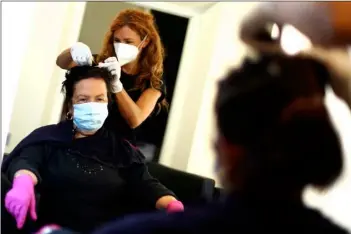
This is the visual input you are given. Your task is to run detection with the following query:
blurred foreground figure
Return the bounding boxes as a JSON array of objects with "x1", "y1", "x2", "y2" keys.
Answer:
[{"x1": 88, "y1": 55, "x2": 348, "y2": 234}]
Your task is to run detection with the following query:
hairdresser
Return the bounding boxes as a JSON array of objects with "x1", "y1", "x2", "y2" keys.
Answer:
[{"x1": 56, "y1": 9, "x2": 168, "y2": 149}]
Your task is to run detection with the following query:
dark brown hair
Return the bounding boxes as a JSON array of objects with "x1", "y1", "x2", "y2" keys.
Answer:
[
  {"x1": 60, "y1": 66, "x2": 114, "y2": 121},
  {"x1": 215, "y1": 55, "x2": 343, "y2": 190}
]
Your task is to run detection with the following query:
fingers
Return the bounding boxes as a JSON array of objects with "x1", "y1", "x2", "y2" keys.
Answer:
[
  {"x1": 15, "y1": 205, "x2": 27, "y2": 229},
  {"x1": 71, "y1": 42, "x2": 92, "y2": 66},
  {"x1": 30, "y1": 194, "x2": 37, "y2": 221},
  {"x1": 73, "y1": 55, "x2": 92, "y2": 66},
  {"x1": 97, "y1": 62, "x2": 110, "y2": 68},
  {"x1": 104, "y1": 57, "x2": 117, "y2": 63},
  {"x1": 5, "y1": 200, "x2": 28, "y2": 229},
  {"x1": 4, "y1": 195, "x2": 14, "y2": 212}
]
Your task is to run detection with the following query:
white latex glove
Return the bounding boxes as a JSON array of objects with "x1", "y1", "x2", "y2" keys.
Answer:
[
  {"x1": 98, "y1": 57, "x2": 123, "y2": 93},
  {"x1": 70, "y1": 42, "x2": 93, "y2": 66}
]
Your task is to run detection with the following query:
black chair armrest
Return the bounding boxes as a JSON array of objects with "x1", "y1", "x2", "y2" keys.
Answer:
[{"x1": 147, "y1": 162, "x2": 216, "y2": 205}]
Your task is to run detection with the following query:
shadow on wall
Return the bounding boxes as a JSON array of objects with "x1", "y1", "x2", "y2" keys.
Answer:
[{"x1": 79, "y1": 2, "x2": 144, "y2": 54}]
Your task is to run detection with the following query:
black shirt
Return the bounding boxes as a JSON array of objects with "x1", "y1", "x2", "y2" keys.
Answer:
[
  {"x1": 94, "y1": 55, "x2": 167, "y2": 144},
  {"x1": 94, "y1": 193, "x2": 349, "y2": 234},
  {"x1": 6, "y1": 127, "x2": 174, "y2": 232}
]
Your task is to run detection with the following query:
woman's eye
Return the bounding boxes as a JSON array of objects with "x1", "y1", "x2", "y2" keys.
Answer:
[{"x1": 78, "y1": 99, "x2": 87, "y2": 103}]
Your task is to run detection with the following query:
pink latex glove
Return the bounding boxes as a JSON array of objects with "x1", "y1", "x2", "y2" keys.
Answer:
[
  {"x1": 166, "y1": 200, "x2": 184, "y2": 213},
  {"x1": 5, "y1": 174, "x2": 37, "y2": 229}
]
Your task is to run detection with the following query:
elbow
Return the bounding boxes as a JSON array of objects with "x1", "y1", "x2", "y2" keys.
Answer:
[
  {"x1": 128, "y1": 118, "x2": 143, "y2": 129},
  {"x1": 127, "y1": 112, "x2": 146, "y2": 129},
  {"x1": 56, "y1": 56, "x2": 64, "y2": 69}
]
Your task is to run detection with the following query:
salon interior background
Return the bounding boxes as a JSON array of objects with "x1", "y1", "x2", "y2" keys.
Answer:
[{"x1": 2, "y1": 1, "x2": 351, "y2": 230}]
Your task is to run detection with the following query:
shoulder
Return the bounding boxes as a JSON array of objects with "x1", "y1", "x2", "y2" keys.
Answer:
[{"x1": 102, "y1": 129, "x2": 146, "y2": 166}]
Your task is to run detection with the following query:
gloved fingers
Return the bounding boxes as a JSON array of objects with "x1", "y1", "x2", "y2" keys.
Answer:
[
  {"x1": 87, "y1": 56, "x2": 93, "y2": 66},
  {"x1": 5, "y1": 196, "x2": 17, "y2": 213},
  {"x1": 97, "y1": 62, "x2": 110, "y2": 68},
  {"x1": 15, "y1": 205, "x2": 27, "y2": 229},
  {"x1": 106, "y1": 65, "x2": 116, "y2": 72},
  {"x1": 74, "y1": 56, "x2": 90, "y2": 66},
  {"x1": 104, "y1": 57, "x2": 117, "y2": 63},
  {"x1": 29, "y1": 194, "x2": 37, "y2": 221},
  {"x1": 110, "y1": 69, "x2": 117, "y2": 76}
]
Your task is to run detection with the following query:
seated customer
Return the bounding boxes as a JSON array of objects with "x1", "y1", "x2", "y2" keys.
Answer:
[
  {"x1": 89, "y1": 56, "x2": 349, "y2": 233},
  {"x1": 2, "y1": 66, "x2": 183, "y2": 233}
]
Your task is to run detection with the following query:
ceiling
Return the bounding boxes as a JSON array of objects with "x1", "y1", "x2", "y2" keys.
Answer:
[
  {"x1": 132, "y1": 2, "x2": 217, "y2": 18},
  {"x1": 169, "y1": 2, "x2": 216, "y2": 11}
]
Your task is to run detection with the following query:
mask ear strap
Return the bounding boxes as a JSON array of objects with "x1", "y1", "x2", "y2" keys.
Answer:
[{"x1": 138, "y1": 35, "x2": 148, "y2": 48}]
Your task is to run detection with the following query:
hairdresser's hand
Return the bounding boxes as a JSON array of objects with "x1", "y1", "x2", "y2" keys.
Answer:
[
  {"x1": 70, "y1": 42, "x2": 93, "y2": 66},
  {"x1": 98, "y1": 57, "x2": 123, "y2": 93},
  {"x1": 5, "y1": 174, "x2": 37, "y2": 229},
  {"x1": 303, "y1": 47, "x2": 351, "y2": 109}
]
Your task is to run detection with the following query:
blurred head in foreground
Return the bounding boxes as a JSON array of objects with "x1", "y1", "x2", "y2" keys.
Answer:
[{"x1": 214, "y1": 55, "x2": 343, "y2": 198}]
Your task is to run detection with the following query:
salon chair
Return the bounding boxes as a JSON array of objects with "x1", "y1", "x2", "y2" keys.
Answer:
[{"x1": 147, "y1": 162, "x2": 216, "y2": 206}]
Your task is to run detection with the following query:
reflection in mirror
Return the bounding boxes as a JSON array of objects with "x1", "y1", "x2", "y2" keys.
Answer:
[{"x1": 5, "y1": 2, "x2": 189, "y2": 164}]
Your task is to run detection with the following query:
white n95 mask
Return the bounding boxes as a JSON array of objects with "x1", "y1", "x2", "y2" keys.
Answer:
[
  {"x1": 113, "y1": 43, "x2": 139, "y2": 66},
  {"x1": 113, "y1": 36, "x2": 148, "y2": 66}
]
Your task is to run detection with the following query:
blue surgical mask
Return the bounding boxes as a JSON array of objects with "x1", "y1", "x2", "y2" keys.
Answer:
[{"x1": 73, "y1": 102, "x2": 108, "y2": 132}]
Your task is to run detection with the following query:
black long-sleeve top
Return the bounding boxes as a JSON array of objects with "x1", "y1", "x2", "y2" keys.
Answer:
[{"x1": 6, "y1": 126, "x2": 175, "y2": 232}]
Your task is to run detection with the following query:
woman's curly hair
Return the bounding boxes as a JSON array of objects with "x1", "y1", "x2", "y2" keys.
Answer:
[{"x1": 97, "y1": 9, "x2": 168, "y2": 112}]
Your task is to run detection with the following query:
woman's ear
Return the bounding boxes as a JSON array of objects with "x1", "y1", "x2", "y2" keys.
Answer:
[
  {"x1": 140, "y1": 37, "x2": 150, "y2": 49},
  {"x1": 66, "y1": 101, "x2": 74, "y2": 120}
]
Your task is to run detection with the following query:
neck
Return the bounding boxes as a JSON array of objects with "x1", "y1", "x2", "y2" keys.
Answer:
[
  {"x1": 74, "y1": 130, "x2": 97, "y2": 139},
  {"x1": 122, "y1": 60, "x2": 139, "y2": 75}
]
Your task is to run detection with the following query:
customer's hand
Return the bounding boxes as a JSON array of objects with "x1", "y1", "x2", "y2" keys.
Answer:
[
  {"x1": 98, "y1": 57, "x2": 123, "y2": 93},
  {"x1": 70, "y1": 42, "x2": 93, "y2": 66},
  {"x1": 5, "y1": 174, "x2": 37, "y2": 229},
  {"x1": 166, "y1": 200, "x2": 184, "y2": 213}
]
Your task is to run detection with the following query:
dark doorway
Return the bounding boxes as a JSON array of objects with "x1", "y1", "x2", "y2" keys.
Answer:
[
  {"x1": 137, "y1": 10, "x2": 189, "y2": 162},
  {"x1": 151, "y1": 10, "x2": 189, "y2": 104}
]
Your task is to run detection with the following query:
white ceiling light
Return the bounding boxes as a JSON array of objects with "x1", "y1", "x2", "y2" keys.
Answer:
[
  {"x1": 280, "y1": 24, "x2": 312, "y2": 56},
  {"x1": 271, "y1": 23, "x2": 312, "y2": 56}
]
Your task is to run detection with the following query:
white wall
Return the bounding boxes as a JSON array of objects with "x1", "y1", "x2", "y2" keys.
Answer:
[
  {"x1": 5, "y1": 2, "x2": 86, "y2": 153},
  {"x1": 79, "y1": 2, "x2": 143, "y2": 54},
  {"x1": 160, "y1": 1, "x2": 259, "y2": 185},
  {"x1": 2, "y1": 3, "x2": 37, "y2": 157}
]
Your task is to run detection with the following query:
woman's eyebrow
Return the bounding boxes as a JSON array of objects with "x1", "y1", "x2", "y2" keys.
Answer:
[
  {"x1": 75, "y1": 94, "x2": 89, "y2": 98},
  {"x1": 95, "y1": 94, "x2": 106, "y2": 97},
  {"x1": 114, "y1": 37, "x2": 134, "y2": 41}
]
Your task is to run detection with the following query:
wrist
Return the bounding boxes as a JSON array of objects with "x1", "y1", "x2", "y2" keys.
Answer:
[
  {"x1": 112, "y1": 80, "x2": 123, "y2": 93},
  {"x1": 14, "y1": 170, "x2": 37, "y2": 185}
]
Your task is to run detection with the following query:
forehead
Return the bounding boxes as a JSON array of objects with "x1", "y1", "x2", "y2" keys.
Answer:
[
  {"x1": 113, "y1": 26, "x2": 141, "y2": 40},
  {"x1": 74, "y1": 78, "x2": 107, "y2": 95}
]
